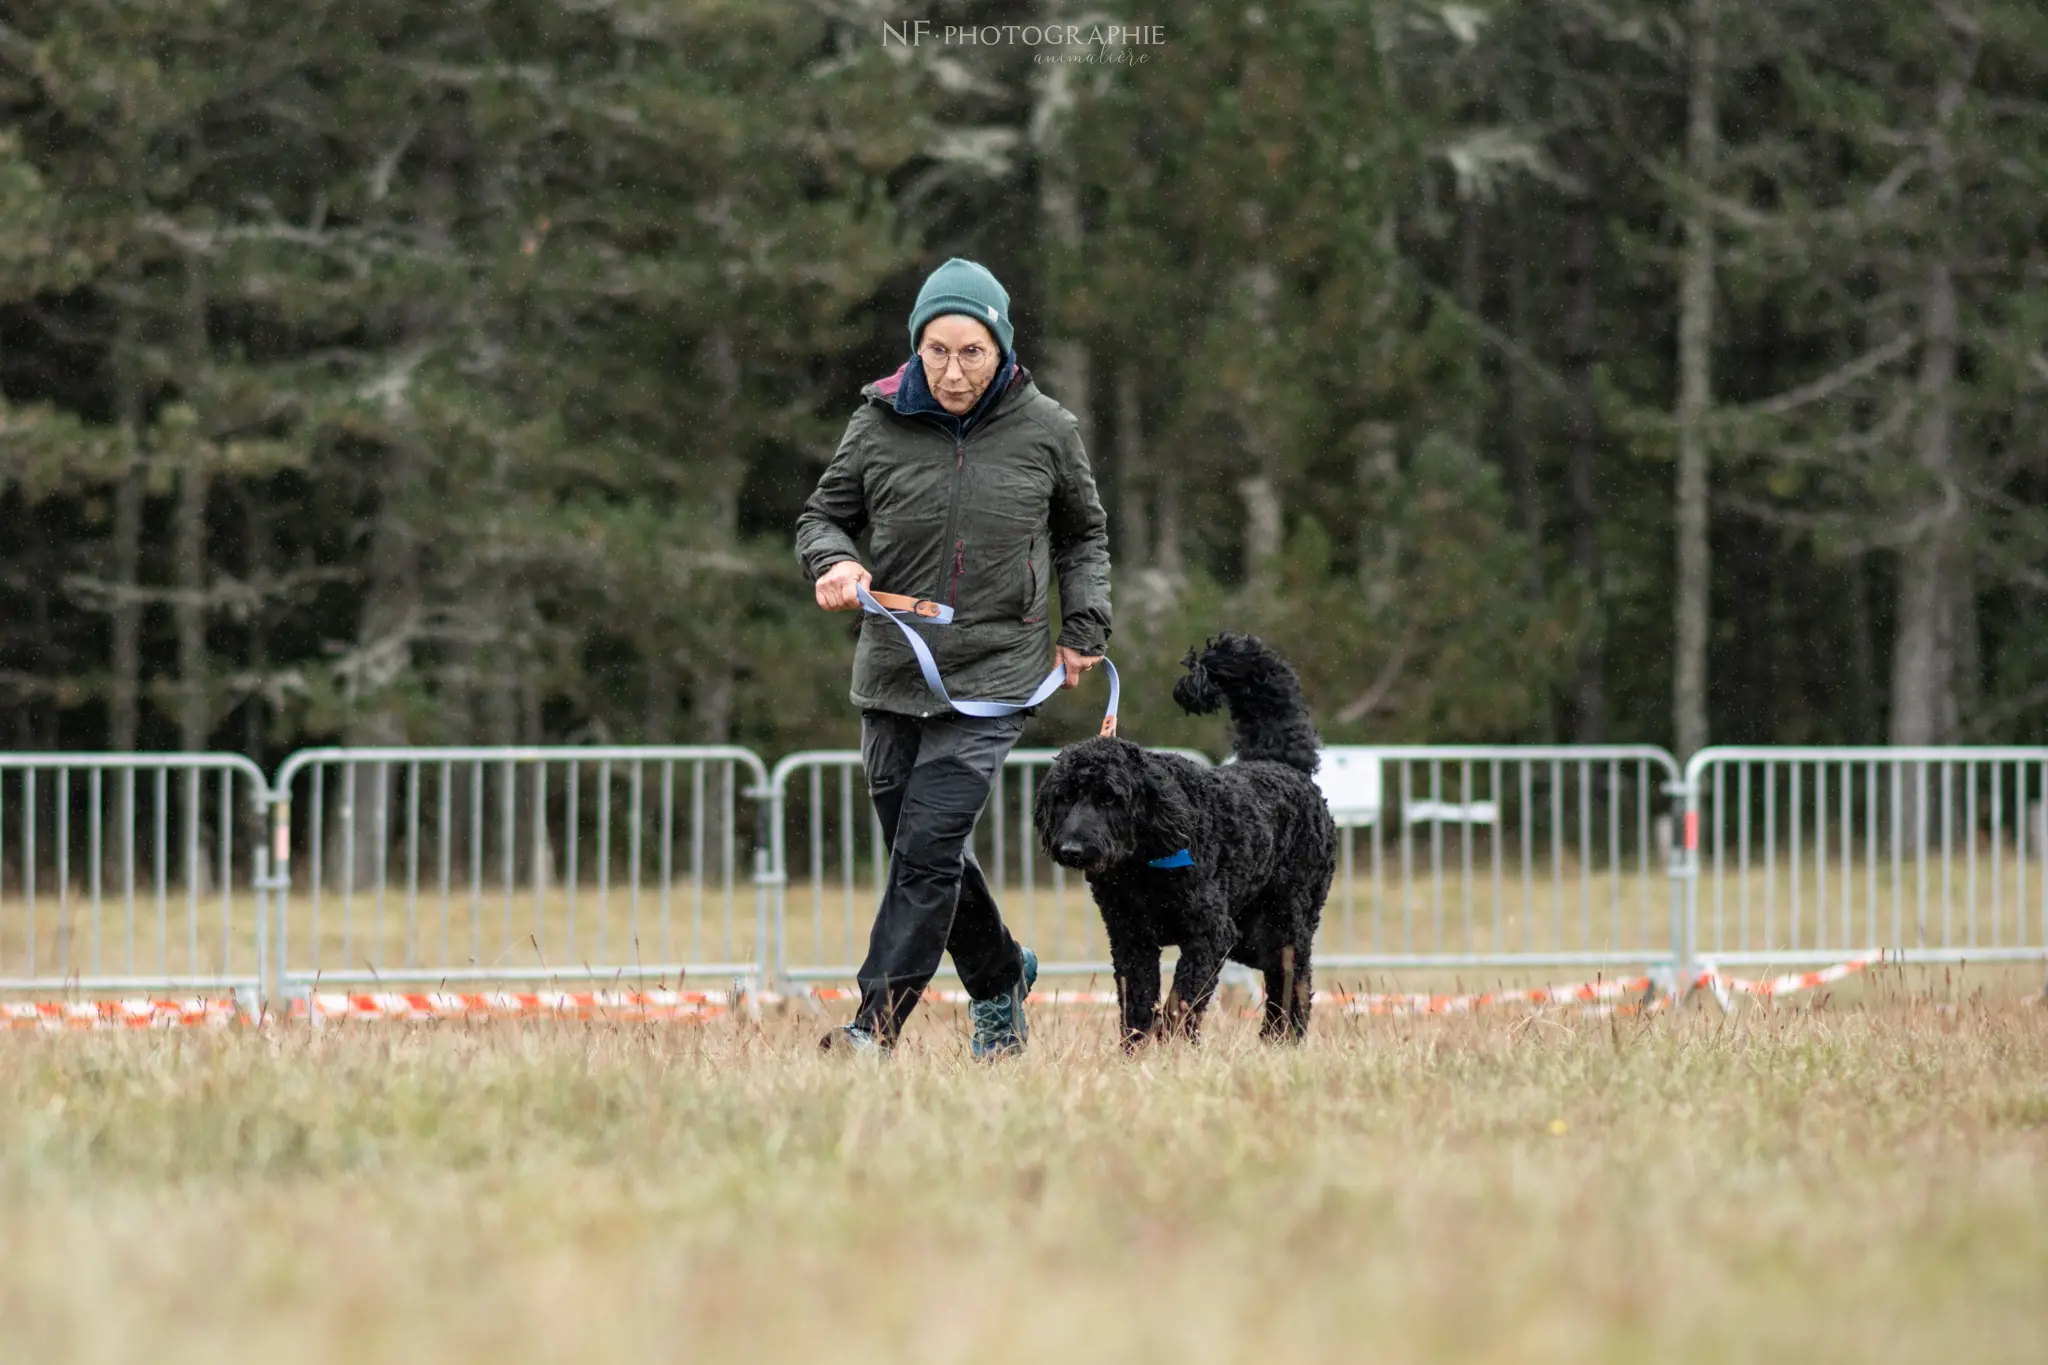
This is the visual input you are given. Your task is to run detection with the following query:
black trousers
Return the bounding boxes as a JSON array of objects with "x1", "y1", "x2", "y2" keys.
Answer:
[{"x1": 853, "y1": 709, "x2": 1027, "y2": 1038}]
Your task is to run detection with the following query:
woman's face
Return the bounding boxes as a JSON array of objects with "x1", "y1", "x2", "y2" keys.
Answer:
[{"x1": 917, "y1": 314, "x2": 1001, "y2": 416}]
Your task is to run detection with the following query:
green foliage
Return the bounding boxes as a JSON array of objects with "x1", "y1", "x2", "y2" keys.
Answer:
[
  {"x1": 1059, "y1": 438, "x2": 1573, "y2": 750},
  {"x1": 0, "y1": 0, "x2": 2044, "y2": 756}
]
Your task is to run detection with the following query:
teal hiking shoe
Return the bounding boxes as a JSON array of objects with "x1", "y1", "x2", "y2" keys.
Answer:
[{"x1": 970, "y1": 946, "x2": 1038, "y2": 1060}]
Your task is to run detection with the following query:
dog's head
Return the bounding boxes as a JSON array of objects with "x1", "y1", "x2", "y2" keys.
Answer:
[{"x1": 1033, "y1": 737, "x2": 1195, "y2": 875}]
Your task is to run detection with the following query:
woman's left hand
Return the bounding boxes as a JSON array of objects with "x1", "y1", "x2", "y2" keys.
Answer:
[{"x1": 1056, "y1": 646, "x2": 1104, "y2": 689}]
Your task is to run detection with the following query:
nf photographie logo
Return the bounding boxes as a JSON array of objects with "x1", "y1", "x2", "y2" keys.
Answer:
[{"x1": 881, "y1": 20, "x2": 1167, "y2": 49}]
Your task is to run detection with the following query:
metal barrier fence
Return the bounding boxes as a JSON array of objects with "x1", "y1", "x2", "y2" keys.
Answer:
[
  {"x1": 0, "y1": 754, "x2": 272, "y2": 1006},
  {"x1": 765, "y1": 747, "x2": 1213, "y2": 983},
  {"x1": 1313, "y1": 746, "x2": 1686, "y2": 980},
  {"x1": 767, "y1": 744, "x2": 1690, "y2": 986},
  {"x1": 8, "y1": 742, "x2": 2047, "y2": 1008},
  {"x1": 1684, "y1": 747, "x2": 2048, "y2": 970},
  {"x1": 268, "y1": 747, "x2": 772, "y2": 994}
]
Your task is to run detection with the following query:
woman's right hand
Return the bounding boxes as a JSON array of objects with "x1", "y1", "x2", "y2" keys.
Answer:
[{"x1": 815, "y1": 560, "x2": 873, "y2": 611}]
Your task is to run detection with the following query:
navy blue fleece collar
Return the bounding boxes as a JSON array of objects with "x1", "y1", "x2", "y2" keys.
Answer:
[{"x1": 893, "y1": 350, "x2": 1019, "y2": 438}]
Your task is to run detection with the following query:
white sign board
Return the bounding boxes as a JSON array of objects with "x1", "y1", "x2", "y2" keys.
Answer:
[
  {"x1": 1404, "y1": 798, "x2": 1500, "y2": 826},
  {"x1": 1314, "y1": 748, "x2": 1383, "y2": 828}
]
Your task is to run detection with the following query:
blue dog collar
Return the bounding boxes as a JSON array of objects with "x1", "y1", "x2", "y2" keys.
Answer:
[{"x1": 1147, "y1": 848, "x2": 1194, "y2": 869}]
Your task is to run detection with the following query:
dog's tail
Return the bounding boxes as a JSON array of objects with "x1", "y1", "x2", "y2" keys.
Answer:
[{"x1": 1171, "y1": 633, "x2": 1321, "y2": 774}]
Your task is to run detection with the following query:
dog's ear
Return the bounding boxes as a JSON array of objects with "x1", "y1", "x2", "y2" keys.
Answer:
[
  {"x1": 1171, "y1": 645, "x2": 1225, "y2": 717},
  {"x1": 1139, "y1": 758, "x2": 1196, "y2": 854},
  {"x1": 1032, "y1": 754, "x2": 1075, "y2": 847}
]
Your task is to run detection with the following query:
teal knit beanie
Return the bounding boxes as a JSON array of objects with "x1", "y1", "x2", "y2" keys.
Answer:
[{"x1": 909, "y1": 257, "x2": 1014, "y2": 356}]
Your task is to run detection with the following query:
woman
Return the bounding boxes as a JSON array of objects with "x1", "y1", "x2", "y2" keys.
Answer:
[{"x1": 795, "y1": 257, "x2": 1112, "y2": 1056}]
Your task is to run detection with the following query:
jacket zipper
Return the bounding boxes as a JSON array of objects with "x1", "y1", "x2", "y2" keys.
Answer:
[{"x1": 938, "y1": 437, "x2": 967, "y2": 606}]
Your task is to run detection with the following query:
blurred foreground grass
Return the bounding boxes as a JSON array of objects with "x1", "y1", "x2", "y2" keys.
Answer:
[{"x1": 2, "y1": 969, "x2": 2045, "y2": 1363}]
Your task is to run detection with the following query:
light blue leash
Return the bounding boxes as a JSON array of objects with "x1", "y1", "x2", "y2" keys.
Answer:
[{"x1": 856, "y1": 581, "x2": 1120, "y2": 737}]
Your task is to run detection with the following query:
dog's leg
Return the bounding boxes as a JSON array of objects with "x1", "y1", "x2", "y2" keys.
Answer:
[
  {"x1": 1287, "y1": 867, "x2": 1330, "y2": 1041},
  {"x1": 1259, "y1": 935, "x2": 1315, "y2": 1042},
  {"x1": 1287, "y1": 937, "x2": 1313, "y2": 1040},
  {"x1": 1261, "y1": 945, "x2": 1294, "y2": 1041},
  {"x1": 1105, "y1": 919, "x2": 1160, "y2": 1049},
  {"x1": 1166, "y1": 920, "x2": 1232, "y2": 1043}
]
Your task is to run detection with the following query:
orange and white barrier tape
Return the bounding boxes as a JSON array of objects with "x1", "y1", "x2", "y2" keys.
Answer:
[
  {"x1": 1327, "y1": 956, "x2": 1879, "y2": 1017},
  {"x1": 290, "y1": 988, "x2": 740, "y2": 1023},
  {"x1": 1324, "y1": 957, "x2": 1877, "y2": 1018},
  {"x1": 3, "y1": 998, "x2": 242, "y2": 1030},
  {"x1": 934, "y1": 987, "x2": 1124, "y2": 1006},
  {"x1": 809, "y1": 978, "x2": 1665, "y2": 1016},
  {"x1": 805, "y1": 985, "x2": 1124, "y2": 1008},
  {"x1": 0, "y1": 958, "x2": 1881, "y2": 1031},
  {"x1": 1327, "y1": 975, "x2": 1660, "y2": 1017},
  {"x1": 1695, "y1": 956, "x2": 1875, "y2": 1002}
]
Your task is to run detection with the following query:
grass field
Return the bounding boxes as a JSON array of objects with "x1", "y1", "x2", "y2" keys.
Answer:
[{"x1": 3, "y1": 968, "x2": 2045, "y2": 1363}]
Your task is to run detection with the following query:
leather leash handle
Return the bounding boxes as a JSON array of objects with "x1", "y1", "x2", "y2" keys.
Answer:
[{"x1": 863, "y1": 589, "x2": 951, "y2": 622}]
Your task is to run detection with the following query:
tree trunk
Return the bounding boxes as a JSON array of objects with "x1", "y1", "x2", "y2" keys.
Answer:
[
  {"x1": 108, "y1": 291, "x2": 145, "y2": 754},
  {"x1": 175, "y1": 253, "x2": 211, "y2": 754},
  {"x1": 1237, "y1": 475, "x2": 1282, "y2": 597},
  {"x1": 174, "y1": 466, "x2": 214, "y2": 895},
  {"x1": 1457, "y1": 193, "x2": 1484, "y2": 455},
  {"x1": 105, "y1": 271, "x2": 148, "y2": 895},
  {"x1": 1504, "y1": 183, "x2": 1550, "y2": 745},
  {"x1": 644, "y1": 654, "x2": 678, "y2": 743},
  {"x1": 1155, "y1": 469, "x2": 1185, "y2": 580},
  {"x1": 1356, "y1": 427, "x2": 1400, "y2": 616},
  {"x1": 242, "y1": 488, "x2": 268, "y2": 758},
  {"x1": 695, "y1": 326, "x2": 744, "y2": 747},
  {"x1": 1035, "y1": 4, "x2": 1096, "y2": 491},
  {"x1": 484, "y1": 625, "x2": 518, "y2": 745},
  {"x1": 1844, "y1": 553, "x2": 1878, "y2": 743},
  {"x1": 1887, "y1": 62, "x2": 1972, "y2": 876},
  {"x1": 1672, "y1": 0, "x2": 1719, "y2": 762},
  {"x1": 1498, "y1": 73, "x2": 1548, "y2": 599},
  {"x1": 1113, "y1": 365, "x2": 1151, "y2": 569},
  {"x1": 1235, "y1": 252, "x2": 1282, "y2": 598},
  {"x1": 521, "y1": 646, "x2": 554, "y2": 892},
  {"x1": 1887, "y1": 87, "x2": 1968, "y2": 747},
  {"x1": 337, "y1": 433, "x2": 420, "y2": 891},
  {"x1": 694, "y1": 666, "x2": 736, "y2": 746},
  {"x1": 695, "y1": 470, "x2": 738, "y2": 747},
  {"x1": 352, "y1": 444, "x2": 420, "y2": 745},
  {"x1": 1563, "y1": 190, "x2": 1606, "y2": 743}
]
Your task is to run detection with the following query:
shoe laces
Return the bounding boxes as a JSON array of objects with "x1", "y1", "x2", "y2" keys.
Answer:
[{"x1": 968, "y1": 993, "x2": 1015, "y2": 1035}]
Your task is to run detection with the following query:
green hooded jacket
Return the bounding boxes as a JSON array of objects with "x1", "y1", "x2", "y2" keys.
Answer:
[{"x1": 795, "y1": 360, "x2": 1113, "y2": 718}]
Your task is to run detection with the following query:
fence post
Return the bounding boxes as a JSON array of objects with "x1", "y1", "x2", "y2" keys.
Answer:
[
  {"x1": 742, "y1": 759, "x2": 781, "y2": 999},
  {"x1": 770, "y1": 779, "x2": 788, "y2": 995},
  {"x1": 267, "y1": 790, "x2": 292, "y2": 1014},
  {"x1": 1671, "y1": 769, "x2": 1696, "y2": 1001},
  {"x1": 751, "y1": 844, "x2": 772, "y2": 997},
  {"x1": 252, "y1": 845, "x2": 271, "y2": 1016}
]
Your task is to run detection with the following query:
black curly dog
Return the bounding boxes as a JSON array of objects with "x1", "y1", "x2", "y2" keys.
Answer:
[{"x1": 1033, "y1": 633, "x2": 1336, "y2": 1045}]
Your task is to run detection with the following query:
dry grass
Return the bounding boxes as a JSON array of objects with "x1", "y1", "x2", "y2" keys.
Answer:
[{"x1": 2, "y1": 968, "x2": 2045, "y2": 1363}]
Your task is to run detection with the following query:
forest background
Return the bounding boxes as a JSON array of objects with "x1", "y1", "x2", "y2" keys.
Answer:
[{"x1": 2, "y1": 0, "x2": 2044, "y2": 766}]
